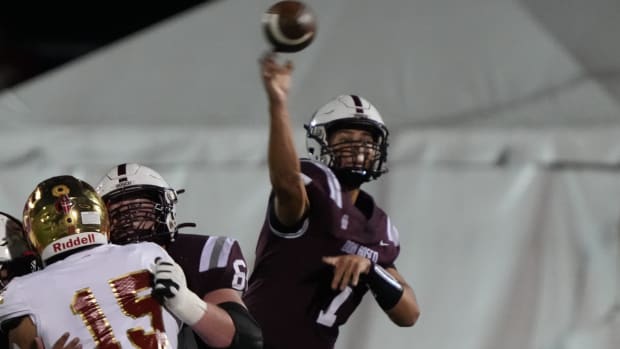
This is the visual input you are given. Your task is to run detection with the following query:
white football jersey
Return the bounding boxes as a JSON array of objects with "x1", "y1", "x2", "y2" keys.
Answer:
[{"x1": 0, "y1": 242, "x2": 181, "y2": 349}]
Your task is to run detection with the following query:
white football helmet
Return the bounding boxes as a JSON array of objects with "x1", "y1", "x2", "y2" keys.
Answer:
[
  {"x1": 0, "y1": 211, "x2": 39, "y2": 286},
  {"x1": 305, "y1": 94, "x2": 389, "y2": 186},
  {"x1": 1, "y1": 212, "x2": 28, "y2": 262},
  {"x1": 95, "y1": 163, "x2": 190, "y2": 245}
]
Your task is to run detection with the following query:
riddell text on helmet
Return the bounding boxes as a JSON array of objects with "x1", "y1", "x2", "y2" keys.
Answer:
[{"x1": 52, "y1": 233, "x2": 97, "y2": 253}]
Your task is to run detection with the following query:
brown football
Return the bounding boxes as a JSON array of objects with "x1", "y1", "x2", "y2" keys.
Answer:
[{"x1": 262, "y1": 1, "x2": 317, "y2": 53}]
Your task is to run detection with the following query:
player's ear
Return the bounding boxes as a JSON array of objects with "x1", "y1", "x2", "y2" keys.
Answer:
[{"x1": 33, "y1": 336, "x2": 46, "y2": 349}]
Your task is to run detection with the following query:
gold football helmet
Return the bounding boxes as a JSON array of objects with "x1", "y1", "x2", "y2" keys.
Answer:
[{"x1": 23, "y1": 175, "x2": 110, "y2": 264}]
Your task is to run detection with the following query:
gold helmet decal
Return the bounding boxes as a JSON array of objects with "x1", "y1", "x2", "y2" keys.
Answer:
[{"x1": 23, "y1": 175, "x2": 110, "y2": 264}]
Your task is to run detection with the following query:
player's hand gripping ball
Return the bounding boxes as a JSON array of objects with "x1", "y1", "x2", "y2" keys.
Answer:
[{"x1": 262, "y1": 1, "x2": 317, "y2": 53}]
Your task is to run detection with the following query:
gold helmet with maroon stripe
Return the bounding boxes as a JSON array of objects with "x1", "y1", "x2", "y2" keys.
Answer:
[{"x1": 23, "y1": 175, "x2": 109, "y2": 265}]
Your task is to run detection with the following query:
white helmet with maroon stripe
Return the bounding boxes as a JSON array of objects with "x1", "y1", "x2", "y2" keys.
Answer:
[
  {"x1": 305, "y1": 94, "x2": 389, "y2": 186},
  {"x1": 95, "y1": 163, "x2": 183, "y2": 245}
]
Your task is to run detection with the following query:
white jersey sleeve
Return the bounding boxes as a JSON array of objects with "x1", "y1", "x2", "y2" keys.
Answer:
[{"x1": 0, "y1": 278, "x2": 33, "y2": 325}]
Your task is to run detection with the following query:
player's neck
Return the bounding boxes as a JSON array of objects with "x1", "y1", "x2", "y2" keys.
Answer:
[{"x1": 346, "y1": 188, "x2": 361, "y2": 204}]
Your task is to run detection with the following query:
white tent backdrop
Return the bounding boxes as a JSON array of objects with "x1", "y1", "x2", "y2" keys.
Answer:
[{"x1": 1, "y1": 1, "x2": 620, "y2": 349}]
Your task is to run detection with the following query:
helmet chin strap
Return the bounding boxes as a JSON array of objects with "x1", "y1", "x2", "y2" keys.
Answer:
[
  {"x1": 169, "y1": 222, "x2": 197, "y2": 242},
  {"x1": 332, "y1": 168, "x2": 369, "y2": 191}
]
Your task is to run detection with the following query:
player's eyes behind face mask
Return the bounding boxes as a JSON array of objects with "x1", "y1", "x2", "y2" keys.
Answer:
[
  {"x1": 328, "y1": 130, "x2": 379, "y2": 170},
  {"x1": 109, "y1": 198, "x2": 157, "y2": 229},
  {"x1": 107, "y1": 194, "x2": 167, "y2": 245}
]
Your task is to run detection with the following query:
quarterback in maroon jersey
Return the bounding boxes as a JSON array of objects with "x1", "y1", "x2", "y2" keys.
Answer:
[
  {"x1": 243, "y1": 53, "x2": 420, "y2": 349},
  {"x1": 96, "y1": 163, "x2": 262, "y2": 349}
]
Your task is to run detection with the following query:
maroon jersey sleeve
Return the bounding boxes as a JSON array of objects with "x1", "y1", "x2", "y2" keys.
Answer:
[
  {"x1": 167, "y1": 234, "x2": 249, "y2": 297},
  {"x1": 266, "y1": 159, "x2": 344, "y2": 238}
]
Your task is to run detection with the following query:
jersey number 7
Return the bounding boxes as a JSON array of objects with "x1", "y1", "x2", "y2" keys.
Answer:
[{"x1": 71, "y1": 270, "x2": 167, "y2": 349}]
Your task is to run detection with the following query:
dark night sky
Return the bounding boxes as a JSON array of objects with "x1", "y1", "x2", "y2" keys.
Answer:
[{"x1": 0, "y1": 1, "x2": 214, "y2": 90}]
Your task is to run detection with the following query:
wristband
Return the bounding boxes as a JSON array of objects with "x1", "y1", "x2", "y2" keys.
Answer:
[{"x1": 366, "y1": 264, "x2": 404, "y2": 311}]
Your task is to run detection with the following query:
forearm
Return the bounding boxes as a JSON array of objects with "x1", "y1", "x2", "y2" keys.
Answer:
[
  {"x1": 190, "y1": 303, "x2": 235, "y2": 348},
  {"x1": 386, "y1": 283, "x2": 420, "y2": 327},
  {"x1": 268, "y1": 101, "x2": 300, "y2": 185},
  {"x1": 7, "y1": 316, "x2": 37, "y2": 349},
  {"x1": 191, "y1": 301, "x2": 262, "y2": 349},
  {"x1": 268, "y1": 101, "x2": 307, "y2": 224},
  {"x1": 368, "y1": 266, "x2": 420, "y2": 327},
  {"x1": 154, "y1": 258, "x2": 261, "y2": 349}
]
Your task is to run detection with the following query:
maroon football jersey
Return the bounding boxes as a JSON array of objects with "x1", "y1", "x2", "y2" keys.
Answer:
[
  {"x1": 244, "y1": 159, "x2": 401, "y2": 349},
  {"x1": 166, "y1": 233, "x2": 249, "y2": 296},
  {"x1": 167, "y1": 233, "x2": 250, "y2": 349}
]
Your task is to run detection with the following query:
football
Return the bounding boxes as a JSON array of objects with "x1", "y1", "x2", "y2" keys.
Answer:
[{"x1": 262, "y1": 1, "x2": 317, "y2": 53}]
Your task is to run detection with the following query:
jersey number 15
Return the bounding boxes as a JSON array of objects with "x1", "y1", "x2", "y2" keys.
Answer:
[{"x1": 71, "y1": 270, "x2": 168, "y2": 349}]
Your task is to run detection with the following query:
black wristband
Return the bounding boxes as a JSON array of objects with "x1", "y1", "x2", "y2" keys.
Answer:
[{"x1": 366, "y1": 264, "x2": 404, "y2": 311}]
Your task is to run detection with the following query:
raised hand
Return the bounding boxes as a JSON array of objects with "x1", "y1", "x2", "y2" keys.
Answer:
[{"x1": 259, "y1": 52, "x2": 294, "y2": 105}]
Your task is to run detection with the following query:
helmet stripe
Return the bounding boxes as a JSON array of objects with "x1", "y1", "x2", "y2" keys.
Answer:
[
  {"x1": 117, "y1": 163, "x2": 128, "y2": 182},
  {"x1": 350, "y1": 94, "x2": 364, "y2": 114}
]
